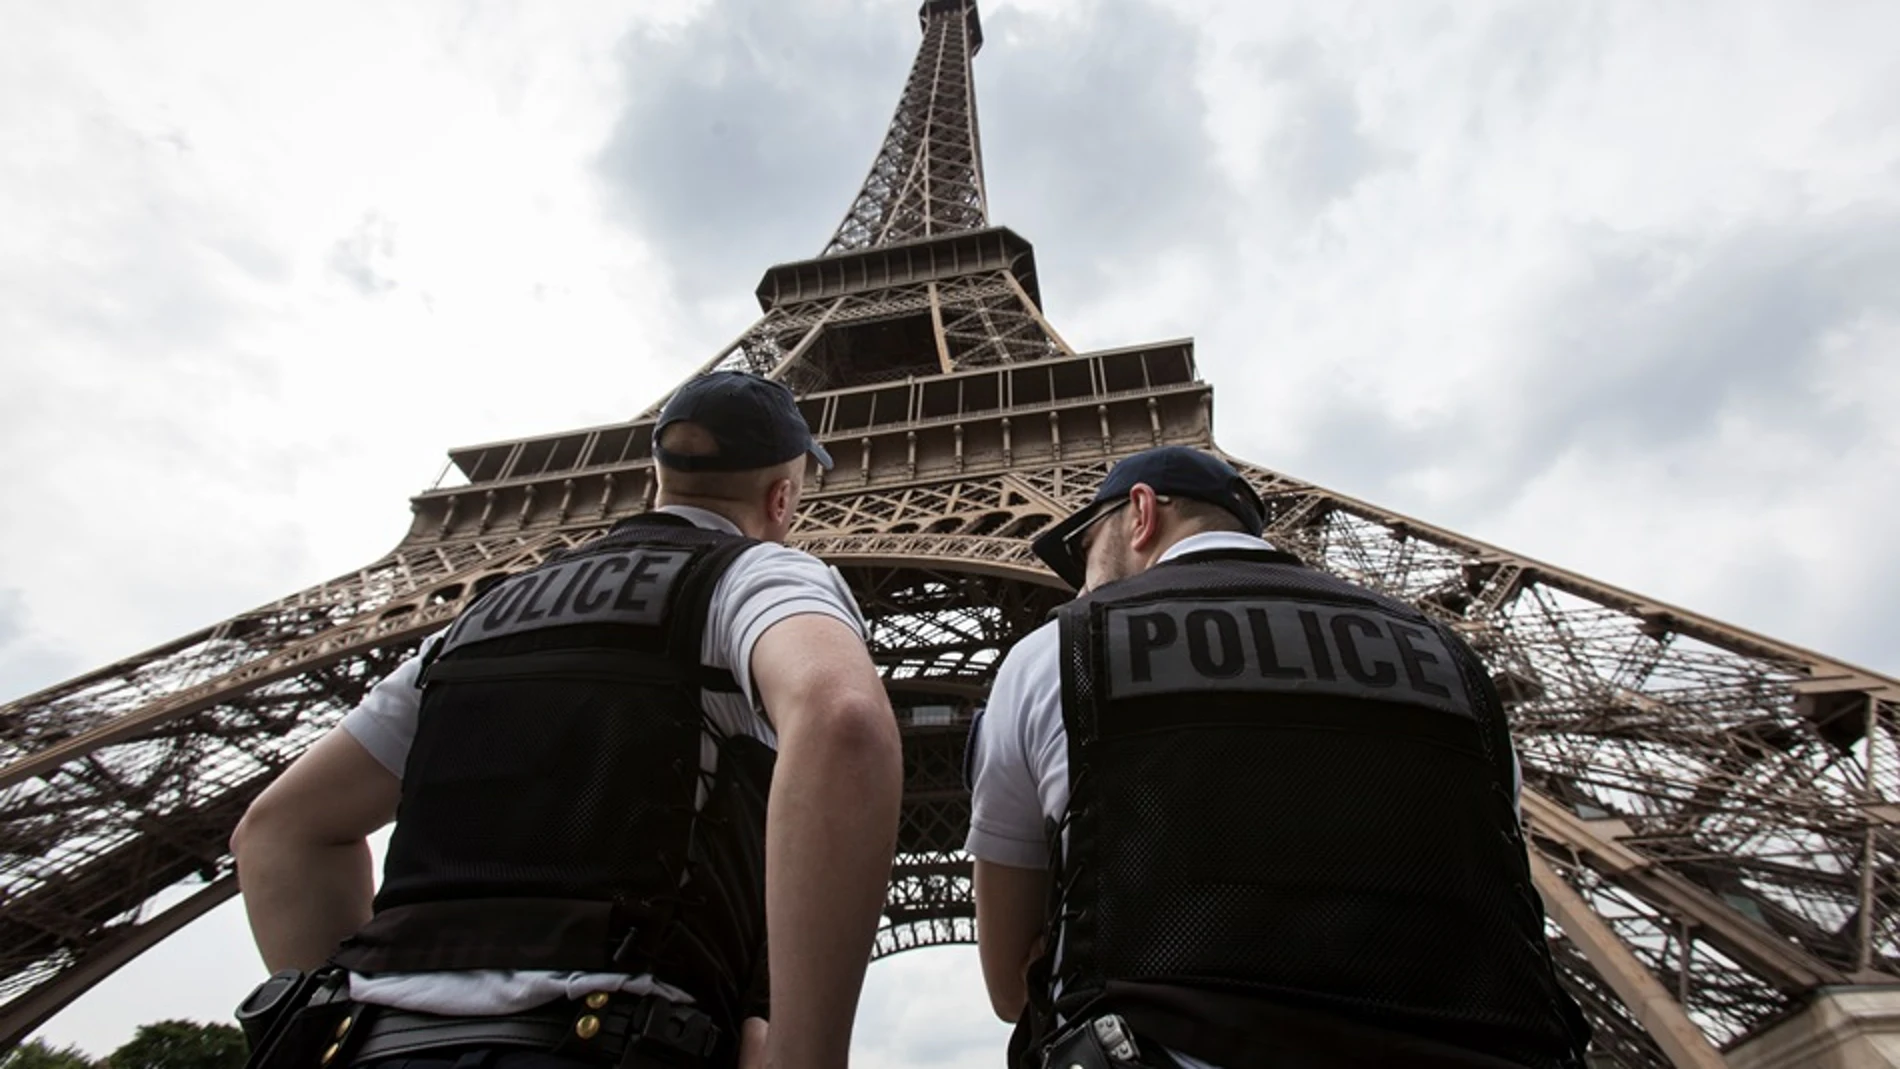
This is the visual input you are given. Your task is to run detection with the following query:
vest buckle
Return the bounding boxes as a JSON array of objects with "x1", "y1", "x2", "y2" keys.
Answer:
[
  {"x1": 628, "y1": 998, "x2": 720, "y2": 1062},
  {"x1": 611, "y1": 925, "x2": 645, "y2": 967}
]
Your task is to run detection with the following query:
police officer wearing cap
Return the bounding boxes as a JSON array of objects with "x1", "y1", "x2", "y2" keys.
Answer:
[
  {"x1": 966, "y1": 446, "x2": 1590, "y2": 1069},
  {"x1": 232, "y1": 371, "x2": 903, "y2": 1069}
]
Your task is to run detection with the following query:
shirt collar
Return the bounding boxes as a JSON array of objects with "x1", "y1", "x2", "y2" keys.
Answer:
[
  {"x1": 655, "y1": 503, "x2": 744, "y2": 536},
  {"x1": 1157, "y1": 530, "x2": 1277, "y2": 563}
]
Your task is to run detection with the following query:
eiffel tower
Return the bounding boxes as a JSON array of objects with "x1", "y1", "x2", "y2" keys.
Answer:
[{"x1": 3, "y1": 1, "x2": 1896, "y2": 1064}]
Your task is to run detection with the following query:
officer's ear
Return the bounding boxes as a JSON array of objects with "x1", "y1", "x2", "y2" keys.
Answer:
[
  {"x1": 1128, "y1": 484, "x2": 1166, "y2": 553},
  {"x1": 764, "y1": 471, "x2": 801, "y2": 527}
]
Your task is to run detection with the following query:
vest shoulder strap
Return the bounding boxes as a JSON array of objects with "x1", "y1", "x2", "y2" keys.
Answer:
[
  {"x1": 663, "y1": 533, "x2": 758, "y2": 689},
  {"x1": 418, "y1": 648, "x2": 742, "y2": 694},
  {"x1": 1161, "y1": 546, "x2": 1304, "y2": 569}
]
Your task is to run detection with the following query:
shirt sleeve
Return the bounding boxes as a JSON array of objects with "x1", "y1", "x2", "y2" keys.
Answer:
[
  {"x1": 965, "y1": 621, "x2": 1063, "y2": 869},
  {"x1": 339, "y1": 630, "x2": 445, "y2": 777},
  {"x1": 711, "y1": 543, "x2": 869, "y2": 709}
]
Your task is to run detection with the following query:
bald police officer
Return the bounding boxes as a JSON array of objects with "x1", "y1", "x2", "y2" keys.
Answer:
[
  {"x1": 967, "y1": 446, "x2": 1589, "y2": 1069},
  {"x1": 233, "y1": 371, "x2": 902, "y2": 1069}
]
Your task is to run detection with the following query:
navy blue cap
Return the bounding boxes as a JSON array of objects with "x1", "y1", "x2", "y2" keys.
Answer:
[
  {"x1": 653, "y1": 371, "x2": 833, "y2": 472},
  {"x1": 1031, "y1": 446, "x2": 1265, "y2": 589}
]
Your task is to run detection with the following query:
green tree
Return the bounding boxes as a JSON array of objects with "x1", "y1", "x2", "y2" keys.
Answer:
[
  {"x1": 2, "y1": 1040, "x2": 97, "y2": 1069},
  {"x1": 103, "y1": 1021, "x2": 246, "y2": 1069}
]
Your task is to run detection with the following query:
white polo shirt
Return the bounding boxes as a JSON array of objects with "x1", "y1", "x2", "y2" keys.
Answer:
[
  {"x1": 338, "y1": 504, "x2": 866, "y2": 1015},
  {"x1": 965, "y1": 531, "x2": 1522, "y2": 1069}
]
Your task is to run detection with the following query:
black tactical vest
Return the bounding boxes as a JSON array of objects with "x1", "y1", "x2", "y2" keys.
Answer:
[
  {"x1": 1038, "y1": 546, "x2": 1589, "y2": 1069},
  {"x1": 331, "y1": 512, "x2": 773, "y2": 1050}
]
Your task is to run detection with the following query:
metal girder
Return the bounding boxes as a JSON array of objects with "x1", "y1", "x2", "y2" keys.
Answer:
[
  {"x1": 0, "y1": 614, "x2": 451, "y2": 794},
  {"x1": 1531, "y1": 855, "x2": 1730, "y2": 1069},
  {"x1": 1250, "y1": 476, "x2": 1900, "y2": 1051},
  {"x1": 825, "y1": 0, "x2": 986, "y2": 254},
  {"x1": 0, "y1": 533, "x2": 573, "y2": 793},
  {"x1": 1525, "y1": 790, "x2": 1851, "y2": 993},
  {"x1": 0, "y1": 876, "x2": 237, "y2": 1050}
]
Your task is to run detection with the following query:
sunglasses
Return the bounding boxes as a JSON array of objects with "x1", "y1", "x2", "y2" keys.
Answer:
[{"x1": 1060, "y1": 493, "x2": 1173, "y2": 560}]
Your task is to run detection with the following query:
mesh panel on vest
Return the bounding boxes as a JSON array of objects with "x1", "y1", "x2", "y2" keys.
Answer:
[
  {"x1": 1090, "y1": 700, "x2": 1545, "y2": 1029},
  {"x1": 378, "y1": 673, "x2": 693, "y2": 904}
]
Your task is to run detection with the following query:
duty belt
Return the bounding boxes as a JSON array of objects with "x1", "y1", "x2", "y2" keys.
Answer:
[{"x1": 344, "y1": 993, "x2": 720, "y2": 1067}]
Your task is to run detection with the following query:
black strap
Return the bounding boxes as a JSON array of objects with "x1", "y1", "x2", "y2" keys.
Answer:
[
  {"x1": 664, "y1": 535, "x2": 760, "y2": 697},
  {"x1": 1016, "y1": 603, "x2": 1097, "y2": 1062},
  {"x1": 420, "y1": 647, "x2": 742, "y2": 693},
  {"x1": 961, "y1": 708, "x2": 986, "y2": 792},
  {"x1": 414, "y1": 631, "x2": 449, "y2": 690},
  {"x1": 1160, "y1": 546, "x2": 1303, "y2": 569},
  {"x1": 351, "y1": 1007, "x2": 574, "y2": 1061},
  {"x1": 697, "y1": 664, "x2": 743, "y2": 694},
  {"x1": 348, "y1": 994, "x2": 719, "y2": 1066},
  {"x1": 420, "y1": 648, "x2": 673, "y2": 685},
  {"x1": 613, "y1": 511, "x2": 699, "y2": 532},
  {"x1": 571, "y1": 510, "x2": 700, "y2": 558},
  {"x1": 667, "y1": 537, "x2": 756, "y2": 662},
  {"x1": 631, "y1": 520, "x2": 753, "y2": 694}
]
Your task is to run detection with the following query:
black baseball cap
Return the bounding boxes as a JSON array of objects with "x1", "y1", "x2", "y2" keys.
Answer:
[
  {"x1": 1031, "y1": 446, "x2": 1265, "y2": 589},
  {"x1": 653, "y1": 371, "x2": 833, "y2": 472}
]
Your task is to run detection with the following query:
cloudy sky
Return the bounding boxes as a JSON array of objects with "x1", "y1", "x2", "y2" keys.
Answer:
[{"x1": 6, "y1": 0, "x2": 1898, "y2": 1059}]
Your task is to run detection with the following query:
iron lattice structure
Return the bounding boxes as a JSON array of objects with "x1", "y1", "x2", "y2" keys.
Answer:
[{"x1": 1, "y1": 1, "x2": 1895, "y2": 1063}]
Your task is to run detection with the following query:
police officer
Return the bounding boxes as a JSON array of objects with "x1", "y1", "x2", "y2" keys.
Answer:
[
  {"x1": 967, "y1": 446, "x2": 1589, "y2": 1069},
  {"x1": 232, "y1": 371, "x2": 903, "y2": 1069}
]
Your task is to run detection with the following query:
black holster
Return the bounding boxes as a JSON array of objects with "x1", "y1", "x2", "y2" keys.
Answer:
[
  {"x1": 1040, "y1": 1015, "x2": 1174, "y2": 1069},
  {"x1": 236, "y1": 968, "x2": 357, "y2": 1069}
]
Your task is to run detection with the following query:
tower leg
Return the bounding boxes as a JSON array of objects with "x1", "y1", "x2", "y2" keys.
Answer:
[
  {"x1": 1529, "y1": 855, "x2": 1729, "y2": 1069},
  {"x1": 1727, "y1": 987, "x2": 1900, "y2": 1069}
]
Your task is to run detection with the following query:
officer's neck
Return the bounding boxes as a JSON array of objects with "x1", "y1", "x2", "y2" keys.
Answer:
[
  {"x1": 1137, "y1": 524, "x2": 1243, "y2": 571},
  {"x1": 1104, "y1": 527, "x2": 1186, "y2": 584},
  {"x1": 655, "y1": 494, "x2": 773, "y2": 541}
]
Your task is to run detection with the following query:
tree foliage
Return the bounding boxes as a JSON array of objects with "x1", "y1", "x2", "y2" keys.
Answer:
[
  {"x1": 5, "y1": 1019, "x2": 249, "y2": 1069},
  {"x1": 2, "y1": 1040, "x2": 96, "y2": 1069},
  {"x1": 104, "y1": 1020, "x2": 247, "y2": 1069}
]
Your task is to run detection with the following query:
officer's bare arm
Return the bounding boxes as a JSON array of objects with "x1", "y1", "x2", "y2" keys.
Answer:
[
  {"x1": 974, "y1": 858, "x2": 1047, "y2": 1022},
  {"x1": 738, "y1": 1017, "x2": 767, "y2": 1069},
  {"x1": 751, "y1": 613, "x2": 902, "y2": 1069},
  {"x1": 231, "y1": 728, "x2": 400, "y2": 972}
]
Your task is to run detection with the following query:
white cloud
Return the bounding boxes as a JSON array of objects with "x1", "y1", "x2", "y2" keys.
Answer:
[
  {"x1": 851, "y1": 949, "x2": 1016, "y2": 1069},
  {"x1": 0, "y1": 0, "x2": 702, "y2": 672},
  {"x1": 7, "y1": 0, "x2": 1898, "y2": 1054},
  {"x1": 1132, "y1": 0, "x2": 1900, "y2": 672}
]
